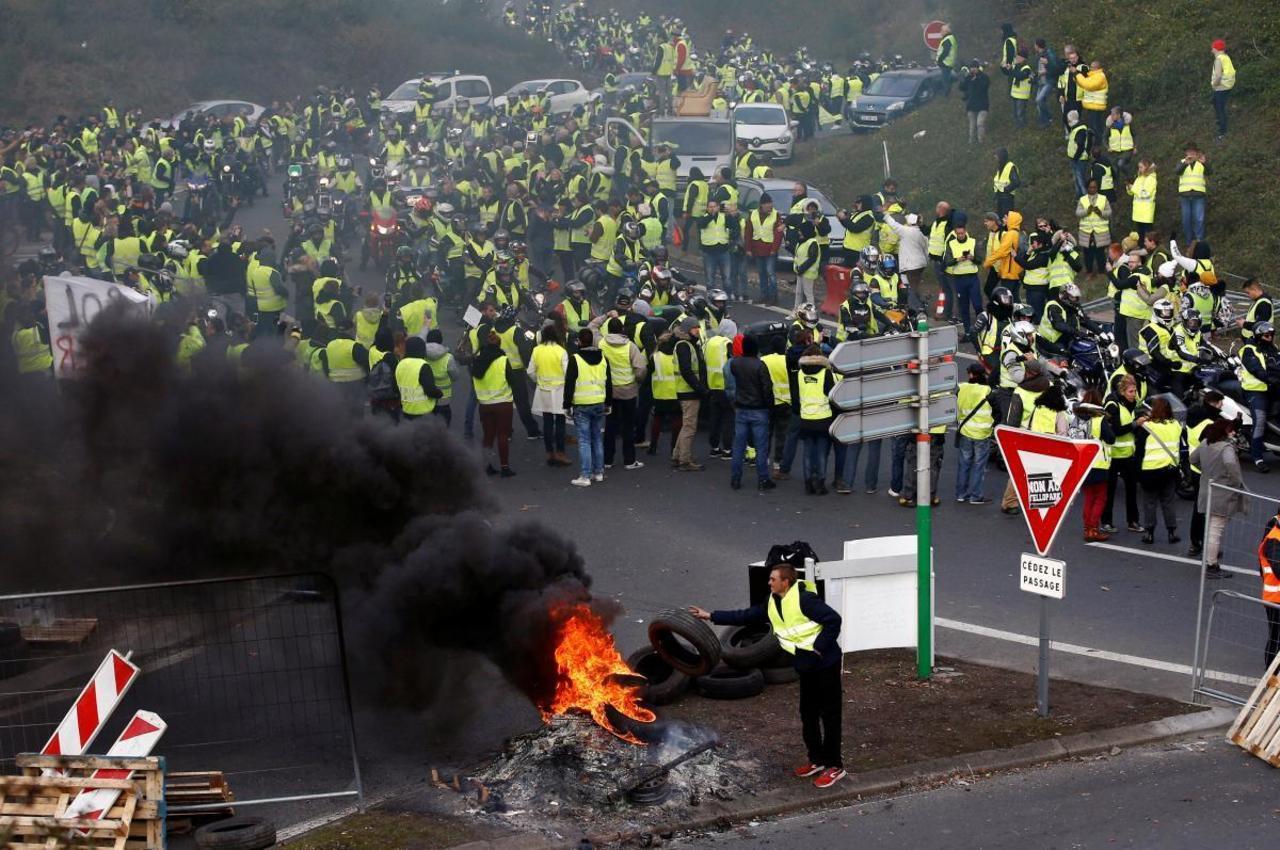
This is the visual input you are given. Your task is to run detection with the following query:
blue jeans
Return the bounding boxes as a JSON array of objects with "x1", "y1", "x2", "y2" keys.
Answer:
[
  {"x1": 729, "y1": 252, "x2": 748, "y2": 299},
  {"x1": 1071, "y1": 160, "x2": 1091, "y2": 198},
  {"x1": 703, "y1": 250, "x2": 730, "y2": 290},
  {"x1": 840, "y1": 439, "x2": 882, "y2": 490},
  {"x1": 1247, "y1": 391, "x2": 1269, "y2": 462},
  {"x1": 955, "y1": 434, "x2": 992, "y2": 500},
  {"x1": 890, "y1": 434, "x2": 911, "y2": 493},
  {"x1": 574, "y1": 404, "x2": 606, "y2": 477},
  {"x1": 1035, "y1": 81, "x2": 1053, "y2": 126},
  {"x1": 731, "y1": 408, "x2": 771, "y2": 484},
  {"x1": 801, "y1": 432, "x2": 829, "y2": 480},
  {"x1": 755, "y1": 255, "x2": 778, "y2": 302},
  {"x1": 1025, "y1": 285, "x2": 1048, "y2": 324},
  {"x1": 951, "y1": 273, "x2": 982, "y2": 334},
  {"x1": 1012, "y1": 98, "x2": 1028, "y2": 128},
  {"x1": 1180, "y1": 196, "x2": 1206, "y2": 244}
]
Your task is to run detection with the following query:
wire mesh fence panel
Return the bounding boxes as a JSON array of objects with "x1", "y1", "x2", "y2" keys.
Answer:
[
  {"x1": 1192, "y1": 484, "x2": 1280, "y2": 705},
  {"x1": 0, "y1": 574, "x2": 360, "y2": 808}
]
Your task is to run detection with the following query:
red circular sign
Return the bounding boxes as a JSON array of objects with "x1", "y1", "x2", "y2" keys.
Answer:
[{"x1": 923, "y1": 20, "x2": 946, "y2": 51}]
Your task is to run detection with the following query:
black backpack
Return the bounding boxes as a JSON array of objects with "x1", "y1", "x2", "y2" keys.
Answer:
[
  {"x1": 367, "y1": 358, "x2": 398, "y2": 402},
  {"x1": 765, "y1": 540, "x2": 820, "y2": 570}
]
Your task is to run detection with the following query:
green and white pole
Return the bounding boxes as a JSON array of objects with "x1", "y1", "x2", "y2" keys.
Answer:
[{"x1": 915, "y1": 314, "x2": 932, "y2": 681}]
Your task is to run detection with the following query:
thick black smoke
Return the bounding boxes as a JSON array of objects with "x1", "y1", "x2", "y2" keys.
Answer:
[{"x1": 0, "y1": 305, "x2": 605, "y2": 717}]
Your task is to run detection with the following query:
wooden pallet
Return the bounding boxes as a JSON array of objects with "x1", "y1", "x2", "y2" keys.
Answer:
[
  {"x1": 18, "y1": 618, "x2": 99, "y2": 647},
  {"x1": 1228, "y1": 651, "x2": 1280, "y2": 767},
  {"x1": 12, "y1": 754, "x2": 166, "y2": 849},
  {"x1": 163, "y1": 771, "x2": 234, "y2": 835}
]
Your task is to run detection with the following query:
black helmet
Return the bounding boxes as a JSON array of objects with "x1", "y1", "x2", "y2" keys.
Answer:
[
  {"x1": 650, "y1": 245, "x2": 669, "y2": 263},
  {"x1": 616, "y1": 287, "x2": 636, "y2": 307},
  {"x1": 850, "y1": 281, "x2": 871, "y2": 300},
  {"x1": 1255, "y1": 321, "x2": 1276, "y2": 339},
  {"x1": 988, "y1": 286, "x2": 1013, "y2": 319},
  {"x1": 567, "y1": 280, "x2": 586, "y2": 296},
  {"x1": 1180, "y1": 307, "x2": 1202, "y2": 333},
  {"x1": 396, "y1": 245, "x2": 415, "y2": 261},
  {"x1": 621, "y1": 220, "x2": 640, "y2": 240},
  {"x1": 1012, "y1": 302, "x2": 1035, "y2": 323},
  {"x1": 1122, "y1": 348, "x2": 1152, "y2": 373}
]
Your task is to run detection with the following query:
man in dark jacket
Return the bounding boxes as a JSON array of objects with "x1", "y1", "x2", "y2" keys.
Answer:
[
  {"x1": 673, "y1": 317, "x2": 708, "y2": 471},
  {"x1": 727, "y1": 334, "x2": 776, "y2": 491},
  {"x1": 959, "y1": 61, "x2": 991, "y2": 144},
  {"x1": 690, "y1": 561, "x2": 845, "y2": 788}
]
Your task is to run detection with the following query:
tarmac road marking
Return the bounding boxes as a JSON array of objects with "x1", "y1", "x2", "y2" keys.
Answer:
[
  {"x1": 936, "y1": 617, "x2": 1256, "y2": 686},
  {"x1": 1085, "y1": 541, "x2": 1254, "y2": 577}
]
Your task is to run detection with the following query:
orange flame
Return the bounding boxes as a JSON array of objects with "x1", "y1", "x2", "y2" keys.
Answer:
[{"x1": 541, "y1": 604, "x2": 656, "y2": 744}]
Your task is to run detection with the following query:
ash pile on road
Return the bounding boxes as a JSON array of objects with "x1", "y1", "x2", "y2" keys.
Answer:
[{"x1": 458, "y1": 714, "x2": 756, "y2": 837}]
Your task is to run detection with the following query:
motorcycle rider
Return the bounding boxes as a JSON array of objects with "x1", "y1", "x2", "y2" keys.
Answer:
[
  {"x1": 1037, "y1": 282, "x2": 1104, "y2": 359},
  {"x1": 972, "y1": 286, "x2": 1014, "y2": 374},
  {"x1": 387, "y1": 245, "x2": 421, "y2": 305},
  {"x1": 997, "y1": 320, "x2": 1043, "y2": 434},
  {"x1": 1137, "y1": 298, "x2": 1180, "y2": 392},
  {"x1": 1170, "y1": 307, "x2": 1212, "y2": 397},
  {"x1": 483, "y1": 252, "x2": 525, "y2": 308},
  {"x1": 790, "y1": 302, "x2": 821, "y2": 346},
  {"x1": 1236, "y1": 321, "x2": 1280, "y2": 473},
  {"x1": 838, "y1": 279, "x2": 892, "y2": 342},
  {"x1": 606, "y1": 218, "x2": 643, "y2": 295},
  {"x1": 868, "y1": 252, "x2": 904, "y2": 309},
  {"x1": 1182, "y1": 280, "x2": 1218, "y2": 333}
]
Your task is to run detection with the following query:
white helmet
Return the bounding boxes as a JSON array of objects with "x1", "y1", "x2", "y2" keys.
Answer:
[
  {"x1": 1152, "y1": 298, "x2": 1176, "y2": 326},
  {"x1": 1007, "y1": 320, "x2": 1037, "y2": 348},
  {"x1": 797, "y1": 302, "x2": 818, "y2": 324}
]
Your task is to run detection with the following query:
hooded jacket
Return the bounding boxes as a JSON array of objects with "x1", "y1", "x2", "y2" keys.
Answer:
[
  {"x1": 788, "y1": 353, "x2": 835, "y2": 431},
  {"x1": 562, "y1": 346, "x2": 614, "y2": 409},
  {"x1": 983, "y1": 210, "x2": 1024, "y2": 281},
  {"x1": 424, "y1": 341, "x2": 461, "y2": 388}
]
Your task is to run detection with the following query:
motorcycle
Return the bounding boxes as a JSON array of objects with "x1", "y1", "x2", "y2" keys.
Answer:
[
  {"x1": 362, "y1": 208, "x2": 402, "y2": 272},
  {"x1": 183, "y1": 174, "x2": 220, "y2": 229},
  {"x1": 282, "y1": 161, "x2": 312, "y2": 218},
  {"x1": 1067, "y1": 324, "x2": 1119, "y2": 390}
]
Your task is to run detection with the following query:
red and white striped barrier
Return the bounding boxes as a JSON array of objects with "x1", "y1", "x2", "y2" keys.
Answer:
[
  {"x1": 63, "y1": 710, "x2": 167, "y2": 823},
  {"x1": 42, "y1": 650, "x2": 140, "y2": 757}
]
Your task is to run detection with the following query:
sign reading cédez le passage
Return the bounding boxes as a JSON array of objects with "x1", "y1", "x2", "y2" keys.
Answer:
[{"x1": 1020, "y1": 552, "x2": 1065, "y2": 599}]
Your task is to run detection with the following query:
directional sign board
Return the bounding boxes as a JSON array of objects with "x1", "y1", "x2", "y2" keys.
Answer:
[
  {"x1": 1020, "y1": 553, "x2": 1066, "y2": 599},
  {"x1": 829, "y1": 325, "x2": 958, "y2": 375},
  {"x1": 829, "y1": 392, "x2": 957, "y2": 444},
  {"x1": 923, "y1": 20, "x2": 947, "y2": 51},
  {"x1": 994, "y1": 426, "x2": 1101, "y2": 557},
  {"x1": 828, "y1": 361, "x2": 958, "y2": 412}
]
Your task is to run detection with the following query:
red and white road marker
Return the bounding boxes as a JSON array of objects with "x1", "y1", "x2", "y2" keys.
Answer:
[
  {"x1": 41, "y1": 650, "x2": 141, "y2": 760},
  {"x1": 63, "y1": 710, "x2": 167, "y2": 823}
]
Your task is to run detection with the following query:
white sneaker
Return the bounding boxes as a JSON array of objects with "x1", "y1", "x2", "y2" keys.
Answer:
[
  {"x1": 625, "y1": 461, "x2": 645, "y2": 470},
  {"x1": 887, "y1": 488, "x2": 901, "y2": 498},
  {"x1": 592, "y1": 472, "x2": 604, "y2": 482},
  {"x1": 571, "y1": 477, "x2": 592, "y2": 487}
]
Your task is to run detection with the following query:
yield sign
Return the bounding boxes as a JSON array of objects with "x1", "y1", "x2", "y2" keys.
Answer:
[
  {"x1": 994, "y1": 426, "x2": 1101, "y2": 557},
  {"x1": 923, "y1": 20, "x2": 947, "y2": 51}
]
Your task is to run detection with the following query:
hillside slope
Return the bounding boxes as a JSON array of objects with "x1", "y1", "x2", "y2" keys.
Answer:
[
  {"x1": 0, "y1": 0, "x2": 572, "y2": 123},
  {"x1": 629, "y1": 0, "x2": 1280, "y2": 277}
]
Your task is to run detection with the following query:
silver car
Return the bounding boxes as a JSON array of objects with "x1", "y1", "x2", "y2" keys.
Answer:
[
  {"x1": 163, "y1": 100, "x2": 265, "y2": 130},
  {"x1": 736, "y1": 178, "x2": 846, "y2": 265}
]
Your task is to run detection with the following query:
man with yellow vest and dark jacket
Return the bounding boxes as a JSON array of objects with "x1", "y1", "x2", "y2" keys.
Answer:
[
  {"x1": 1237, "y1": 321, "x2": 1280, "y2": 473},
  {"x1": 10, "y1": 304, "x2": 53, "y2": 382},
  {"x1": 319, "y1": 319, "x2": 371, "y2": 412},
  {"x1": 395, "y1": 336, "x2": 444, "y2": 421},
  {"x1": 563, "y1": 328, "x2": 614, "y2": 487},
  {"x1": 1210, "y1": 39, "x2": 1236, "y2": 140},
  {"x1": 955, "y1": 363, "x2": 998, "y2": 504},
  {"x1": 943, "y1": 212, "x2": 983, "y2": 336},
  {"x1": 246, "y1": 248, "x2": 289, "y2": 337},
  {"x1": 1255, "y1": 508, "x2": 1280, "y2": 666},
  {"x1": 992, "y1": 147, "x2": 1021, "y2": 218},
  {"x1": 690, "y1": 560, "x2": 845, "y2": 789},
  {"x1": 1137, "y1": 298, "x2": 1180, "y2": 393},
  {"x1": 1176, "y1": 144, "x2": 1210, "y2": 245}
]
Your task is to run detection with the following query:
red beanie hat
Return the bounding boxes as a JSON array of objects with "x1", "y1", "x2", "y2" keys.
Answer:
[{"x1": 1212, "y1": 39, "x2": 1226, "y2": 51}]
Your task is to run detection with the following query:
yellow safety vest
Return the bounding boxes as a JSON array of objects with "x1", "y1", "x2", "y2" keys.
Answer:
[
  {"x1": 993, "y1": 162, "x2": 1016, "y2": 193},
  {"x1": 684, "y1": 181, "x2": 709, "y2": 218},
  {"x1": 1108, "y1": 401, "x2": 1137, "y2": 458},
  {"x1": 1217, "y1": 53, "x2": 1236, "y2": 89},
  {"x1": 762, "y1": 352, "x2": 791, "y2": 404},
  {"x1": 766, "y1": 583, "x2": 822, "y2": 654},
  {"x1": 798, "y1": 371, "x2": 830, "y2": 420},
  {"x1": 532, "y1": 342, "x2": 567, "y2": 391},
  {"x1": 1108, "y1": 124, "x2": 1134, "y2": 153},
  {"x1": 652, "y1": 350, "x2": 678, "y2": 400},
  {"x1": 928, "y1": 219, "x2": 949, "y2": 257},
  {"x1": 248, "y1": 262, "x2": 286, "y2": 313},
  {"x1": 750, "y1": 209, "x2": 778, "y2": 244},
  {"x1": 700, "y1": 213, "x2": 728, "y2": 247},
  {"x1": 600, "y1": 338, "x2": 635, "y2": 388},
  {"x1": 1237, "y1": 344, "x2": 1270, "y2": 392},
  {"x1": 1078, "y1": 195, "x2": 1110, "y2": 234},
  {"x1": 572, "y1": 354, "x2": 608, "y2": 405},
  {"x1": 12, "y1": 327, "x2": 53, "y2": 374},
  {"x1": 1029, "y1": 404, "x2": 1059, "y2": 435},
  {"x1": 396, "y1": 357, "x2": 437, "y2": 415},
  {"x1": 704, "y1": 335, "x2": 729, "y2": 391},
  {"x1": 1141, "y1": 420, "x2": 1183, "y2": 471},
  {"x1": 427, "y1": 354, "x2": 453, "y2": 402},
  {"x1": 1178, "y1": 161, "x2": 1206, "y2": 194},
  {"x1": 944, "y1": 235, "x2": 978, "y2": 275},
  {"x1": 325, "y1": 339, "x2": 364, "y2": 383},
  {"x1": 473, "y1": 355, "x2": 513, "y2": 403},
  {"x1": 957, "y1": 383, "x2": 994, "y2": 439},
  {"x1": 1130, "y1": 173, "x2": 1157, "y2": 224}
]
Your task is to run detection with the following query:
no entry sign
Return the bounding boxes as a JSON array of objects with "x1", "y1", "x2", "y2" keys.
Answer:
[
  {"x1": 923, "y1": 20, "x2": 947, "y2": 52},
  {"x1": 994, "y1": 426, "x2": 1101, "y2": 557}
]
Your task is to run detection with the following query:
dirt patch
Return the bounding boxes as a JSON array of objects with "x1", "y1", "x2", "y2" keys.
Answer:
[
  {"x1": 276, "y1": 810, "x2": 511, "y2": 850},
  {"x1": 663, "y1": 649, "x2": 1204, "y2": 776}
]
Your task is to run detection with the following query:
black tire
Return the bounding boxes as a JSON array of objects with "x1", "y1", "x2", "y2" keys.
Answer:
[
  {"x1": 648, "y1": 609, "x2": 721, "y2": 677},
  {"x1": 194, "y1": 817, "x2": 277, "y2": 850},
  {"x1": 0, "y1": 622, "x2": 29, "y2": 680},
  {"x1": 695, "y1": 666, "x2": 765, "y2": 700},
  {"x1": 719, "y1": 623, "x2": 786, "y2": 670},
  {"x1": 761, "y1": 665, "x2": 799, "y2": 685},
  {"x1": 626, "y1": 646, "x2": 690, "y2": 705}
]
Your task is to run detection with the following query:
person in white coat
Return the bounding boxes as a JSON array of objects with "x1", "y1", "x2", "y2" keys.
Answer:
[
  {"x1": 528, "y1": 324, "x2": 572, "y2": 466},
  {"x1": 883, "y1": 212, "x2": 930, "y2": 310}
]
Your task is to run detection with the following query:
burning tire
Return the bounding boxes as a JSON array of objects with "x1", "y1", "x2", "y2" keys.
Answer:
[
  {"x1": 648, "y1": 610, "x2": 721, "y2": 677},
  {"x1": 194, "y1": 816, "x2": 277, "y2": 850},
  {"x1": 626, "y1": 646, "x2": 690, "y2": 705},
  {"x1": 694, "y1": 666, "x2": 765, "y2": 700},
  {"x1": 761, "y1": 665, "x2": 799, "y2": 685},
  {"x1": 718, "y1": 623, "x2": 786, "y2": 670}
]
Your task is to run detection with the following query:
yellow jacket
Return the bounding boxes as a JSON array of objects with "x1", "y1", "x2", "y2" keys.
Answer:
[
  {"x1": 1076, "y1": 69, "x2": 1109, "y2": 110},
  {"x1": 983, "y1": 211, "x2": 1024, "y2": 280}
]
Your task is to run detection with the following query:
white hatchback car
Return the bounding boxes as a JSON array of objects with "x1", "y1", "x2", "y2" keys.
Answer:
[
  {"x1": 492, "y1": 79, "x2": 597, "y2": 115},
  {"x1": 732, "y1": 103, "x2": 795, "y2": 164},
  {"x1": 163, "y1": 100, "x2": 265, "y2": 129}
]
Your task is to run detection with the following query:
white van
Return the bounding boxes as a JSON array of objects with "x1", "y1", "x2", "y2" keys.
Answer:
[
  {"x1": 381, "y1": 74, "x2": 493, "y2": 116},
  {"x1": 596, "y1": 116, "x2": 736, "y2": 192}
]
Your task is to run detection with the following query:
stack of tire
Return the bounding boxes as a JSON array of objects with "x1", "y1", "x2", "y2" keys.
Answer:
[{"x1": 627, "y1": 609, "x2": 794, "y2": 704}]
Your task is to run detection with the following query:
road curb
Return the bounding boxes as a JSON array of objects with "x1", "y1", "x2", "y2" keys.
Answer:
[{"x1": 562, "y1": 705, "x2": 1235, "y2": 848}]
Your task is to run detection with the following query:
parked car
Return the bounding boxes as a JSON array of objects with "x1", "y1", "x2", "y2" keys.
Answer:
[
  {"x1": 381, "y1": 74, "x2": 493, "y2": 116},
  {"x1": 492, "y1": 79, "x2": 598, "y2": 114},
  {"x1": 162, "y1": 100, "x2": 265, "y2": 130},
  {"x1": 736, "y1": 177, "x2": 846, "y2": 265},
  {"x1": 597, "y1": 116, "x2": 735, "y2": 193},
  {"x1": 592, "y1": 71, "x2": 657, "y2": 100},
  {"x1": 731, "y1": 103, "x2": 795, "y2": 164},
  {"x1": 846, "y1": 68, "x2": 943, "y2": 130}
]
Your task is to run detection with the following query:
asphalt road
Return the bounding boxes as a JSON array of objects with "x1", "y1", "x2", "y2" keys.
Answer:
[{"x1": 677, "y1": 736, "x2": 1280, "y2": 850}]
